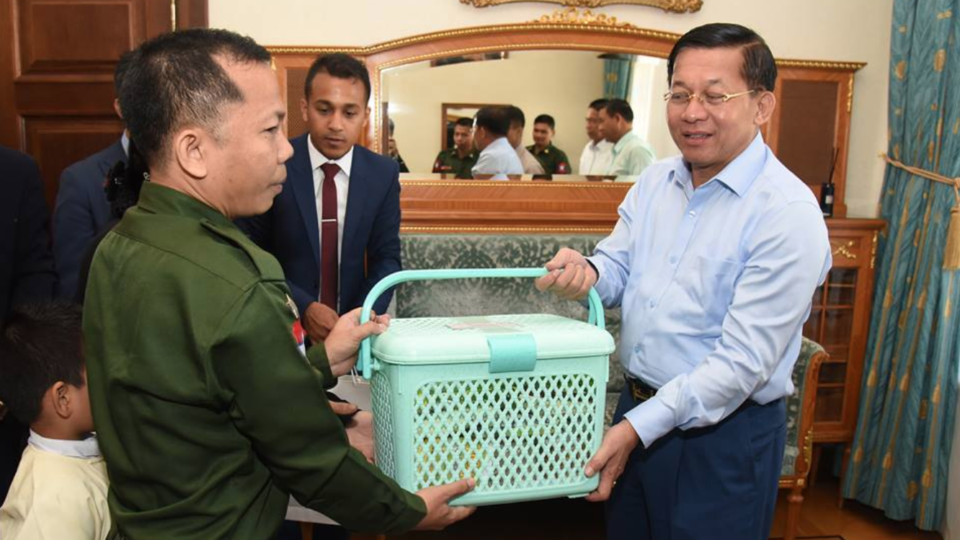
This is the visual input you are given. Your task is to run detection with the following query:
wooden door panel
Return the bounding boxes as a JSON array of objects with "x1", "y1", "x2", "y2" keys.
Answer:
[
  {"x1": 24, "y1": 117, "x2": 123, "y2": 208},
  {"x1": 0, "y1": 0, "x2": 207, "y2": 206},
  {"x1": 19, "y1": 0, "x2": 145, "y2": 74}
]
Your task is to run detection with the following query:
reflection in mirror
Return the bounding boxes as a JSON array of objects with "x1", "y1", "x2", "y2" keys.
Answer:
[{"x1": 381, "y1": 50, "x2": 679, "y2": 178}]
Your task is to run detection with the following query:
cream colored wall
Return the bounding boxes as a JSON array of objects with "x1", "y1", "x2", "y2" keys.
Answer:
[
  {"x1": 383, "y1": 51, "x2": 604, "y2": 173},
  {"x1": 210, "y1": 0, "x2": 893, "y2": 218}
]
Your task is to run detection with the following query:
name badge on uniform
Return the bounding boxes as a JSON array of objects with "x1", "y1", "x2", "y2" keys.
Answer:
[{"x1": 286, "y1": 294, "x2": 306, "y2": 357}]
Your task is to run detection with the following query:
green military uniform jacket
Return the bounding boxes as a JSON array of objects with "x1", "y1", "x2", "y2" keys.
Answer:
[
  {"x1": 432, "y1": 147, "x2": 478, "y2": 179},
  {"x1": 83, "y1": 182, "x2": 426, "y2": 540},
  {"x1": 527, "y1": 143, "x2": 572, "y2": 174}
]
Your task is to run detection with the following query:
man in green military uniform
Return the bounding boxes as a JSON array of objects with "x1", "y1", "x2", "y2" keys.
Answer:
[
  {"x1": 432, "y1": 117, "x2": 477, "y2": 178},
  {"x1": 528, "y1": 114, "x2": 572, "y2": 174},
  {"x1": 83, "y1": 29, "x2": 473, "y2": 540}
]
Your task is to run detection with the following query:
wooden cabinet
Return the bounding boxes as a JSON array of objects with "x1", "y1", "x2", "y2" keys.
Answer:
[{"x1": 803, "y1": 218, "x2": 884, "y2": 443}]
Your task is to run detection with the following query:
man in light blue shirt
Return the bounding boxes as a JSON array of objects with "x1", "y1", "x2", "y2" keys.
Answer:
[
  {"x1": 600, "y1": 99, "x2": 657, "y2": 180},
  {"x1": 471, "y1": 106, "x2": 523, "y2": 179},
  {"x1": 536, "y1": 23, "x2": 831, "y2": 540}
]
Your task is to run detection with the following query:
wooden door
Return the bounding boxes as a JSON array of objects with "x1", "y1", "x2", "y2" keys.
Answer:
[{"x1": 0, "y1": 0, "x2": 207, "y2": 210}]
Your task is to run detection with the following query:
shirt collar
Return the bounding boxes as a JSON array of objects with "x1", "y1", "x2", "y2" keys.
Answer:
[
  {"x1": 589, "y1": 139, "x2": 612, "y2": 151},
  {"x1": 121, "y1": 131, "x2": 130, "y2": 157},
  {"x1": 612, "y1": 131, "x2": 638, "y2": 154},
  {"x1": 308, "y1": 134, "x2": 354, "y2": 178},
  {"x1": 29, "y1": 430, "x2": 101, "y2": 459},
  {"x1": 136, "y1": 182, "x2": 235, "y2": 229},
  {"x1": 486, "y1": 136, "x2": 512, "y2": 154},
  {"x1": 671, "y1": 131, "x2": 767, "y2": 197}
]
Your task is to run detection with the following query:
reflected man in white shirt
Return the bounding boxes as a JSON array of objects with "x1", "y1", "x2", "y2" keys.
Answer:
[{"x1": 578, "y1": 98, "x2": 614, "y2": 175}]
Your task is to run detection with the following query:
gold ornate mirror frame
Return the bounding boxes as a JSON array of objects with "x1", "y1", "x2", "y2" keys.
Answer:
[
  {"x1": 268, "y1": 10, "x2": 863, "y2": 159},
  {"x1": 459, "y1": 0, "x2": 703, "y2": 14}
]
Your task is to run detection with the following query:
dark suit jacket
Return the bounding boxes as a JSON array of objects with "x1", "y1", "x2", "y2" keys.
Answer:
[
  {"x1": 238, "y1": 135, "x2": 402, "y2": 317},
  {"x1": 0, "y1": 146, "x2": 56, "y2": 318},
  {"x1": 53, "y1": 138, "x2": 125, "y2": 299}
]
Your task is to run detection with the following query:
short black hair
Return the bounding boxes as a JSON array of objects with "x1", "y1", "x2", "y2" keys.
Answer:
[
  {"x1": 603, "y1": 99, "x2": 634, "y2": 123},
  {"x1": 304, "y1": 53, "x2": 371, "y2": 102},
  {"x1": 114, "y1": 49, "x2": 136, "y2": 97},
  {"x1": 454, "y1": 117, "x2": 473, "y2": 129},
  {"x1": 475, "y1": 106, "x2": 511, "y2": 137},
  {"x1": 505, "y1": 105, "x2": 526, "y2": 128},
  {"x1": 588, "y1": 98, "x2": 609, "y2": 111},
  {"x1": 667, "y1": 23, "x2": 777, "y2": 92},
  {"x1": 534, "y1": 114, "x2": 555, "y2": 130},
  {"x1": 119, "y1": 28, "x2": 271, "y2": 169},
  {"x1": 0, "y1": 302, "x2": 85, "y2": 425}
]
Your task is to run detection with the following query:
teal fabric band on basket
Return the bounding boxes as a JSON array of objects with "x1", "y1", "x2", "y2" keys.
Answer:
[{"x1": 486, "y1": 334, "x2": 538, "y2": 373}]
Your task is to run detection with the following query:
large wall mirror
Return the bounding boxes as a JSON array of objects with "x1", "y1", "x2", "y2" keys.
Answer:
[
  {"x1": 268, "y1": 17, "x2": 863, "y2": 215},
  {"x1": 380, "y1": 49, "x2": 678, "y2": 175}
]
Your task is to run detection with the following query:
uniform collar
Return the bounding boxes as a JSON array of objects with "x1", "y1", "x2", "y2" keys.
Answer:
[
  {"x1": 29, "y1": 430, "x2": 101, "y2": 459},
  {"x1": 307, "y1": 134, "x2": 354, "y2": 178},
  {"x1": 136, "y1": 182, "x2": 235, "y2": 228},
  {"x1": 670, "y1": 132, "x2": 766, "y2": 197},
  {"x1": 529, "y1": 143, "x2": 553, "y2": 156}
]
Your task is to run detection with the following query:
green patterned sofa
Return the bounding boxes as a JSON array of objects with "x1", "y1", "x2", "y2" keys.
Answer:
[{"x1": 394, "y1": 234, "x2": 825, "y2": 540}]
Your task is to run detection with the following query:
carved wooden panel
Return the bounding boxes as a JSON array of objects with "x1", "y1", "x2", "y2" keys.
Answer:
[
  {"x1": 0, "y1": 0, "x2": 207, "y2": 205},
  {"x1": 24, "y1": 117, "x2": 124, "y2": 209},
  {"x1": 18, "y1": 0, "x2": 144, "y2": 74}
]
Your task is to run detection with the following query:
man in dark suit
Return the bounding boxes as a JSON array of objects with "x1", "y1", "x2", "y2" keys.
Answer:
[
  {"x1": 239, "y1": 53, "x2": 401, "y2": 344},
  {"x1": 53, "y1": 52, "x2": 133, "y2": 299},
  {"x1": 0, "y1": 145, "x2": 56, "y2": 502}
]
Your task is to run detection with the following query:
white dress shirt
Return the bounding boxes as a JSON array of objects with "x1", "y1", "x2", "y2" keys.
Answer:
[
  {"x1": 579, "y1": 139, "x2": 614, "y2": 175},
  {"x1": 472, "y1": 137, "x2": 524, "y2": 178},
  {"x1": 308, "y1": 135, "x2": 352, "y2": 308}
]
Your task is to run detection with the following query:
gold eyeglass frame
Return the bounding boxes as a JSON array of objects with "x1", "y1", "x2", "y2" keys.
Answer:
[{"x1": 663, "y1": 89, "x2": 756, "y2": 106}]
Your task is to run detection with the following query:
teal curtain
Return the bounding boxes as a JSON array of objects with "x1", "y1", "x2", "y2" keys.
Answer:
[
  {"x1": 842, "y1": 0, "x2": 960, "y2": 530},
  {"x1": 603, "y1": 57, "x2": 633, "y2": 100}
]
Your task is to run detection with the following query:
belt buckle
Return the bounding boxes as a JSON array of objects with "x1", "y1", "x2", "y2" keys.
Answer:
[{"x1": 628, "y1": 378, "x2": 654, "y2": 402}]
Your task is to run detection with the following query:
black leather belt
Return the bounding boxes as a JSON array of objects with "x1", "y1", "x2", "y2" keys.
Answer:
[{"x1": 625, "y1": 376, "x2": 657, "y2": 402}]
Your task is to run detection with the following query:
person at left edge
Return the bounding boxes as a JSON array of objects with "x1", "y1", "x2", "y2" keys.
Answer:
[
  {"x1": 0, "y1": 145, "x2": 56, "y2": 504},
  {"x1": 238, "y1": 53, "x2": 402, "y2": 344}
]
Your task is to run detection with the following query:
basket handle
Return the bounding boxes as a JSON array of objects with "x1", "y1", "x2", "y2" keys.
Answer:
[{"x1": 357, "y1": 267, "x2": 605, "y2": 379}]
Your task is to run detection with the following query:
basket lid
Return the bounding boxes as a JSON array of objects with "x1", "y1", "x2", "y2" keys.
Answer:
[{"x1": 370, "y1": 314, "x2": 615, "y2": 365}]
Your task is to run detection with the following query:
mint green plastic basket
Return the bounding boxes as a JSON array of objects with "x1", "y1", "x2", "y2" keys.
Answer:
[{"x1": 359, "y1": 268, "x2": 614, "y2": 506}]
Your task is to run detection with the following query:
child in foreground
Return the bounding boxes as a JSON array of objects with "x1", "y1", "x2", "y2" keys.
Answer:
[{"x1": 0, "y1": 301, "x2": 109, "y2": 539}]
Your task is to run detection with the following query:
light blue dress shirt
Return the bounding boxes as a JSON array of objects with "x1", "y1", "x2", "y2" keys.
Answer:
[
  {"x1": 472, "y1": 136, "x2": 524, "y2": 178},
  {"x1": 587, "y1": 133, "x2": 831, "y2": 448}
]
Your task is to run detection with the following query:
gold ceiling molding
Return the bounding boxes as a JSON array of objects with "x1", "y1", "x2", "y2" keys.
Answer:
[
  {"x1": 461, "y1": 0, "x2": 703, "y2": 14},
  {"x1": 533, "y1": 7, "x2": 633, "y2": 26}
]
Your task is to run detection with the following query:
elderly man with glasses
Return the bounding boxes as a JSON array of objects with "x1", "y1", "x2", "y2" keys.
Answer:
[{"x1": 536, "y1": 23, "x2": 831, "y2": 540}]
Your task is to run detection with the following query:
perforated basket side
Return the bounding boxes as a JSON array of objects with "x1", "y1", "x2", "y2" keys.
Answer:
[
  {"x1": 371, "y1": 371, "x2": 396, "y2": 479},
  {"x1": 410, "y1": 372, "x2": 600, "y2": 495}
]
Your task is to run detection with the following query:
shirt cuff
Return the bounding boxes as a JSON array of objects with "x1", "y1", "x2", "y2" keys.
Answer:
[
  {"x1": 584, "y1": 256, "x2": 612, "y2": 303},
  {"x1": 623, "y1": 396, "x2": 675, "y2": 449},
  {"x1": 306, "y1": 345, "x2": 337, "y2": 389}
]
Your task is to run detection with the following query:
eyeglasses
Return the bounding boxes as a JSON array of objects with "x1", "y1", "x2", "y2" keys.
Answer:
[{"x1": 663, "y1": 89, "x2": 756, "y2": 107}]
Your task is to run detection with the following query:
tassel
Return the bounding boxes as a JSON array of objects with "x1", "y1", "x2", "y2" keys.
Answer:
[{"x1": 945, "y1": 196, "x2": 960, "y2": 270}]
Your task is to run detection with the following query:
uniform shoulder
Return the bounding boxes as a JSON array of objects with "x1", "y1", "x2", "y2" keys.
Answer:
[
  {"x1": 199, "y1": 219, "x2": 286, "y2": 285},
  {"x1": 114, "y1": 210, "x2": 284, "y2": 291}
]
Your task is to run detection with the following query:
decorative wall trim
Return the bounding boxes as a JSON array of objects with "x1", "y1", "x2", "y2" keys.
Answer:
[{"x1": 460, "y1": 0, "x2": 703, "y2": 14}]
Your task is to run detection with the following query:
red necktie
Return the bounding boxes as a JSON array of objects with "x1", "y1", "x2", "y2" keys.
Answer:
[{"x1": 319, "y1": 162, "x2": 340, "y2": 310}]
